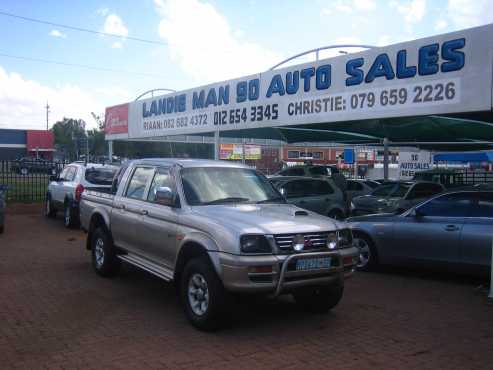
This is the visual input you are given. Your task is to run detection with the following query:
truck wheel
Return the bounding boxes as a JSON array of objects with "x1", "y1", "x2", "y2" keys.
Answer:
[
  {"x1": 0, "y1": 225, "x2": 4, "y2": 234},
  {"x1": 20, "y1": 167, "x2": 28, "y2": 175},
  {"x1": 45, "y1": 194, "x2": 57, "y2": 218},
  {"x1": 180, "y1": 257, "x2": 228, "y2": 331},
  {"x1": 91, "y1": 227, "x2": 120, "y2": 277},
  {"x1": 353, "y1": 232, "x2": 378, "y2": 271},
  {"x1": 63, "y1": 202, "x2": 79, "y2": 228},
  {"x1": 293, "y1": 283, "x2": 344, "y2": 313}
]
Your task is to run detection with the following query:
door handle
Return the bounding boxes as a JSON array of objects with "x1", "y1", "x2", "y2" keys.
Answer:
[
  {"x1": 445, "y1": 225, "x2": 459, "y2": 231},
  {"x1": 115, "y1": 204, "x2": 125, "y2": 210},
  {"x1": 140, "y1": 209, "x2": 148, "y2": 216}
]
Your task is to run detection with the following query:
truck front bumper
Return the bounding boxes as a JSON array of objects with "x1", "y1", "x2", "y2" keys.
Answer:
[{"x1": 218, "y1": 246, "x2": 359, "y2": 295}]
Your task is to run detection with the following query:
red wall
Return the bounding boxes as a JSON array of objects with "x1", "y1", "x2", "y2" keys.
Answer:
[{"x1": 26, "y1": 130, "x2": 54, "y2": 151}]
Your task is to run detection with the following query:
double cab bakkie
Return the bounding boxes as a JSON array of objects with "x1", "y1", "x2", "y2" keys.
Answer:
[{"x1": 80, "y1": 159, "x2": 358, "y2": 330}]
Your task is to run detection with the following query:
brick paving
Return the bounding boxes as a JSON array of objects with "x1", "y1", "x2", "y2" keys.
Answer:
[{"x1": 1, "y1": 205, "x2": 492, "y2": 370}]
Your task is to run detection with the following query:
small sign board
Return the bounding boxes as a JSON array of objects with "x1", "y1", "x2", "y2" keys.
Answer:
[{"x1": 399, "y1": 151, "x2": 432, "y2": 179}]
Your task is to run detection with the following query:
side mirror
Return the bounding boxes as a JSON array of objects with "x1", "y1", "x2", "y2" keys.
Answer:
[
  {"x1": 414, "y1": 207, "x2": 425, "y2": 218},
  {"x1": 155, "y1": 186, "x2": 176, "y2": 207}
]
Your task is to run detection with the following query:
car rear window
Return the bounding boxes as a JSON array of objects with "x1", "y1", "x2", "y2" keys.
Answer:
[{"x1": 85, "y1": 167, "x2": 118, "y2": 185}]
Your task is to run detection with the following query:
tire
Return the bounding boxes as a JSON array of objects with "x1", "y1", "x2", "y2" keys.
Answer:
[
  {"x1": 293, "y1": 283, "x2": 344, "y2": 313},
  {"x1": 327, "y1": 209, "x2": 344, "y2": 220},
  {"x1": 0, "y1": 225, "x2": 4, "y2": 234},
  {"x1": 44, "y1": 194, "x2": 57, "y2": 218},
  {"x1": 180, "y1": 256, "x2": 228, "y2": 331},
  {"x1": 20, "y1": 167, "x2": 28, "y2": 175},
  {"x1": 353, "y1": 232, "x2": 378, "y2": 271},
  {"x1": 91, "y1": 227, "x2": 120, "y2": 277},
  {"x1": 63, "y1": 201, "x2": 79, "y2": 228}
]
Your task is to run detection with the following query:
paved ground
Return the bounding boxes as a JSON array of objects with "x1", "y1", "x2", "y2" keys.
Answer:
[{"x1": 1, "y1": 205, "x2": 492, "y2": 370}]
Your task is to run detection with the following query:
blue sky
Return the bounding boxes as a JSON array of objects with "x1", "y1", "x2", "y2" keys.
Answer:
[{"x1": 0, "y1": 0, "x2": 491, "y2": 129}]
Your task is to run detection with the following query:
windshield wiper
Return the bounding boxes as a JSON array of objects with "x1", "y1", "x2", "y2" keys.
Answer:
[
  {"x1": 203, "y1": 197, "x2": 250, "y2": 205},
  {"x1": 256, "y1": 196, "x2": 286, "y2": 204}
]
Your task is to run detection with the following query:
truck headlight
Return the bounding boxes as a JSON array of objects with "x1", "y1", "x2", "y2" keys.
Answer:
[
  {"x1": 327, "y1": 232, "x2": 338, "y2": 250},
  {"x1": 240, "y1": 235, "x2": 272, "y2": 254}
]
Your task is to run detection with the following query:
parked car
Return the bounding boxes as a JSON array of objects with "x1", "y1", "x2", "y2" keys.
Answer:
[
  {"x1": 11, "y1": 157, "x2": 57, "y2": 175},
  {"x1": 80, "y1": 159, "x2": 359, "y2": 330},
  {"x1": 350, "y1": 181, "x2": 444, "y2": 215},
  {"x1": 348, "y1": 188, "x2": 493, "y2": 276},
  {"x1": 45, "y1": 163, "x2": 119, "y2": 228},
  {"x1": 346, "y1": 179, "x2": 377, "y2": 202},
  {"x1": 275, "y1": 165, "x2": 348, "y2": 194},
  {"x1": 275, "y1": 164, "x2": 335, "y2": 177},
  {"x1": 269, "y1": 176, "x2": 347, "y2": 219},
  {"x1": 0, "y1": 185, "x2": 6, "y2": 234},
  {"x1": 414, "y1": 169, "x2": 493, "y2": 188}
]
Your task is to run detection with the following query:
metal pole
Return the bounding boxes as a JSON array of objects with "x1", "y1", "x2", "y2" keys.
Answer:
[
  {"x1": 383, "y1": 137, "x2": 389, "y2": 181},
  {"x1": 489, "y1": 234, "x2": 493, "y2": 299},
  {"x1": 45, "y1": 102, "x2": 50, "y2": 131},
  {"x1": 353, "y1": 147, "x2": 358, "y2": 178},
  {"x1": 214, "y1": 130, "x2": 220, "y2": 160},
  {"x1": 242, "y1": 138, "x2": 246, "y2": 164},
  {"x1": 108, "y1": 140, "x2": 113, "y2": 162}
]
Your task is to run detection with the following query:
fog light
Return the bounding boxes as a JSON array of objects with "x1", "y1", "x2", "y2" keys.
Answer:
[{"x1": 248, "y1": 265, "x2": 273, "y2": 273}]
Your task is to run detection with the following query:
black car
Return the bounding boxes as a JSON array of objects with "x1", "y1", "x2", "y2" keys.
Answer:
[{"x1": 11, "y1": 157, "x2": 58, "y2": 175}]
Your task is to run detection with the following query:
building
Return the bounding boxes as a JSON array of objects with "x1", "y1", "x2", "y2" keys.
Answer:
[{"x1": 0, "y1": 129, "x2": 55, "y2": 160}]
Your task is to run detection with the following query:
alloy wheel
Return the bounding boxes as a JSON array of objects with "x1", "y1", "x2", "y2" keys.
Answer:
[
  {"x1": 188, "y1": 273, "x2": 210, "y2": 316},
  {"x1": 354, "y1": 237, "x2": 371, "y2": 268},
  {"x1": 94, "y1": 238, "x2": 105, "y2": 268}
]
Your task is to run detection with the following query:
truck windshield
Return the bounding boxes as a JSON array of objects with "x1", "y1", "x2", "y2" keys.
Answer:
[{"x1": 181, "y1": 167, "x2": 283, "y2": 206}]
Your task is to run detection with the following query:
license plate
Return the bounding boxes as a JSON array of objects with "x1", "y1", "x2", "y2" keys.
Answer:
[{"x1": 296, "y1": 257, "x2": 332, "y2": 271}]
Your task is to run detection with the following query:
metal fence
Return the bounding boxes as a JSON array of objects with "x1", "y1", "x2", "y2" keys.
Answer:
[{"x1": 0, "y1": 160, "x2": 68, "y2": 202}]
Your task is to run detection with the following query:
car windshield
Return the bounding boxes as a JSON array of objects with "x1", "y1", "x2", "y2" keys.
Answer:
[
  {"x1": 371, "y1": 183, "x2": 411, "y2": 197},
  {"x1": 181, "y1": 167, "x2": 282, "y2": 205},
  {"x1": 85, "y1": 167, "x2": 118, "y2": 185}
]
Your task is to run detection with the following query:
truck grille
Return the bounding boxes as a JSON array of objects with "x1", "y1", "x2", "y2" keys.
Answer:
[{"x1": 274, "y1": 232, "x2": 330, "y2": 252}]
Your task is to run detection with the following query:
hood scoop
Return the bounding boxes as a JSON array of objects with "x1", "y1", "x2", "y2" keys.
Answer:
[{"x1": 294, "y1": 210, "x2": 309, "y2": 216}]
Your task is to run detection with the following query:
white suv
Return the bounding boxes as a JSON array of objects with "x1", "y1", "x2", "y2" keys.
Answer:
[{"x1": 45, "y1": 163, "x2": 119, "y2": 228}]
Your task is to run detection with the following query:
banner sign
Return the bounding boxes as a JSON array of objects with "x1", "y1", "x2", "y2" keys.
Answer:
[
  {"x1": 105, "y1": 103, "x2": 129, "y2": 135},
  {"x1": 106, "y1": 24, "x2": 493, "y2": 140},
  {"x1": 219, "y1": 144, "x2": 261, "y2": 160},
  {"x1": 399, "y1": 151, "x2": 432, "y2": 179}
]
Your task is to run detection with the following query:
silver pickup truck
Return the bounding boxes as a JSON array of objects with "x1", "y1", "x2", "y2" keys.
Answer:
[{"x1": 80, "y1": 159, "x2": 358, "y2": 330}]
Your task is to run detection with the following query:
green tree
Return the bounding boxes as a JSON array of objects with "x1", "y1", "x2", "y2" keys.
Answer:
[
  {"x1": 87, "y1": 129, "x2": 106, "y2": 157},
  {"x1": 51, "y1": 118, "x2": 86, "y2": 161}
]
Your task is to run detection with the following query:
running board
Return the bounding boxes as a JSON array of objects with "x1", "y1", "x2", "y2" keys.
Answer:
[{"x1": 118, "y1": 254, "x2": 174, "y2": 282}]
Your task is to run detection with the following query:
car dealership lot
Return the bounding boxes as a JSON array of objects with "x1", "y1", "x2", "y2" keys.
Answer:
[{"x1": 1, "y1": 205, "x2": 492, "y2": 370}]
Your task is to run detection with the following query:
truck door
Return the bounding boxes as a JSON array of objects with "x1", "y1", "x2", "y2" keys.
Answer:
[
  {"x1": 111, "y1": 166, "x2": 154, "y2": 254},
  {"x1": 138, "y1": 167, "x2": 179, "y2": 269}
]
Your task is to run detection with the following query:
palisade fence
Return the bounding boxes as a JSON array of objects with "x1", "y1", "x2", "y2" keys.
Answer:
[{"x1": 0, "y1": 160, "x2": 69, "y2": 202}]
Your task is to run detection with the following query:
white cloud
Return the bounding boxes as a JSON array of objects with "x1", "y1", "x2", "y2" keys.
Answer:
[
  {"x1": 377, "y1": 34, "x2": 391, "y2": 46},
  {"x1": 353, "y1": 0, "x2": 376, "y2": 11},
  {"x1": 0, "y1": 66, "x2": 103, "y2": 130},
  {"x1": 446, "y1": 0, "x2": 493, "y2": 29},
  {"x1": 111, "y1": 41, "x2": 123, "y2": 49},
  {"x1": 97, "y1": 7, "x2": 109, "y2": 17},
  {"x1": 435, "y1": 18, "x2": 448, "y2": 31},
  {"x1": 49, "y1": 29, "x2": 67, "y2": 39},
  {"x1": 154, "y1": 0, "x2": 282, "y2": 83},
  {"x1": 322, "y1": 0, "x2": 376, "y2": 15},
  {"x1": 103, "y1": 14, "x2": 128, "y2": 37},
  {"x1": 335, "y1": 36, "x2": 363, "y2": 45},
  {"x1": 391, "y1": 0, "x2": 426, "y2": 26}
]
